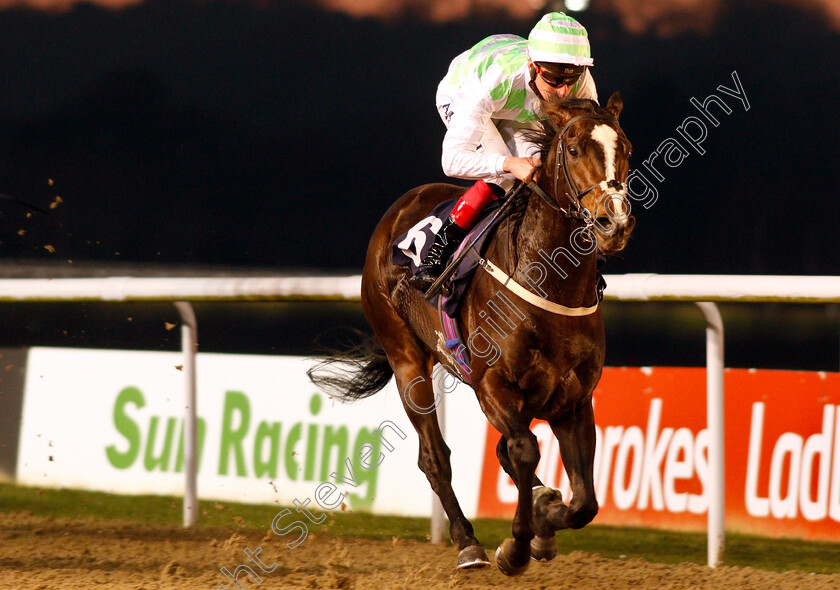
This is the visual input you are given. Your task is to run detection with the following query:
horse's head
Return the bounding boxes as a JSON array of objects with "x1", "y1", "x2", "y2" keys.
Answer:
[{"x1": 536, "y1": 93, "x2": 635, "y2": 256}]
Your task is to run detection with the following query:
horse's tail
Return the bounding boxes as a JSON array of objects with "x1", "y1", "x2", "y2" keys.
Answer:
[{"x1": 306, "y1": 332, "x2": 393, "y2": 402}]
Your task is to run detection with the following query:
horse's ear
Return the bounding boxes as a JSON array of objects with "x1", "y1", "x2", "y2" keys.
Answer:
[{"x1": 606, "y1": 92, "x2": 623, "y2": 120}]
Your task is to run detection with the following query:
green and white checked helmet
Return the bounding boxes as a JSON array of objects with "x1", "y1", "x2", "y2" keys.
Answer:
[{"x1": 527, "y1": 12, "x2": 594, "y2": 67}]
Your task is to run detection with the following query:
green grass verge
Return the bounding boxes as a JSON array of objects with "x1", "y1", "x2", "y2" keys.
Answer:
[{"x1": 1, "y1": 483, "x2": 838, "y2": 574}]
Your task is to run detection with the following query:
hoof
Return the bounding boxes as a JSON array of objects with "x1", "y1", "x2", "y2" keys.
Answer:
[
  {"x1": 456, "y1": 545, "x2": 491, "y2": 570},
  {"x1": 530, "y1": 535, "x2": 558, "y2": 562},
  {"x1": 494, "y1": 538, "x2": 529, "y2": 577}
]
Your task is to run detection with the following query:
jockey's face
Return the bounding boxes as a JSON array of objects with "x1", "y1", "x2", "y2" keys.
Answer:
[{"x1": 532, "y1": 62, "x2": 579, "y2": 100}]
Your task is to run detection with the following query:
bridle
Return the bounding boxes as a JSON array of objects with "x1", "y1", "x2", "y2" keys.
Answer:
[
  {"x1": 467, "y1": 110, "x2": 634, "y2": 315},
  {"x1": 475, "y1": 111, "x2": 627, "y2": 315},
  {"x1": 528, "y1": 112, "x2": 624, "y2": 225}
]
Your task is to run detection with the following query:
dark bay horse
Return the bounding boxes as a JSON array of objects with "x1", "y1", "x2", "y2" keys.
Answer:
[{"x1": 309, "y1": 95, "x2": 635, "y2": 575}]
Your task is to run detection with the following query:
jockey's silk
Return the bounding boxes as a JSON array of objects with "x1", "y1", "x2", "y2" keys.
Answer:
[{"x1": 436, "y1": 34, "x2": 598, "y2": 186}]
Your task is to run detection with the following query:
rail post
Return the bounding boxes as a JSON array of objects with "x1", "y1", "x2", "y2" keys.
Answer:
[
  {"x1": 695, "y1": 302, "x2": 725, "y2": 567},
  {"x1": 175, "y1": 301, "x2": 199, "y2": 528}
]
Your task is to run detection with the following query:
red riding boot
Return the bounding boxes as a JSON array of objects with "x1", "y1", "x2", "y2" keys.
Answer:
[{"x1": 408, "y1": 180, "x2": 502, "y2": 291}]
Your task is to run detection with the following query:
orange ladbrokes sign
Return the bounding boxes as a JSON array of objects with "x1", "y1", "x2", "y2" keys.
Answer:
[{"x1": 477, "y1": 368, "x2": 840, "y2": 540}]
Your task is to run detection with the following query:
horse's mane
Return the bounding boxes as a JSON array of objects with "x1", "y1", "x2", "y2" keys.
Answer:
[{"x1": 497, "y1": 98, "x2": 604, "y2": 269}]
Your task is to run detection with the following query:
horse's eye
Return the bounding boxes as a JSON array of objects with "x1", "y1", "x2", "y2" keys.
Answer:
[{"x1": 567, "y1": 146, "x2": 578, "y2": 157}]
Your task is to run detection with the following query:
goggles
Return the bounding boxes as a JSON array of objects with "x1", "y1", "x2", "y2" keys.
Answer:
[{"x1": 536, "y1": 63, "x2": 584, "y2": 88}]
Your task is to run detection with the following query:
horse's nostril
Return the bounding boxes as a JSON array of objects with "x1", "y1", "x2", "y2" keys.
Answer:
[{"x1": 595, "y1": 216, "x2": 614, "y2": 232}]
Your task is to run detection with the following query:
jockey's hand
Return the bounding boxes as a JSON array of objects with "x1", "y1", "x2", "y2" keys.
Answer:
[{"x1": 503, "y1": 156, "x2": 542, "y2": 183}]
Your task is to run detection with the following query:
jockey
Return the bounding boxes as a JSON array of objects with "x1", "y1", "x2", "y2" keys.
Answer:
[{"x1": 409, "y1": 12, "x2": 599, "y2": 291}]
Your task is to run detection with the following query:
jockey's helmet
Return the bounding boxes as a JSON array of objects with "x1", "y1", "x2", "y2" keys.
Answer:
[{"x1": 527, "y1": 12, "x2": 594, "y2": 68}]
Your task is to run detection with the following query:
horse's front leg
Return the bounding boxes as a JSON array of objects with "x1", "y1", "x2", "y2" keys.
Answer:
[
  {"x1": 479, "y1": 375, "x2": 540, "y2": 576},
  {"x1": 534, "y1": 399, "x2": 599, "y2": 540},
  {"x1": 496, "y1": 436, "x2": 545, "y2": 489}
]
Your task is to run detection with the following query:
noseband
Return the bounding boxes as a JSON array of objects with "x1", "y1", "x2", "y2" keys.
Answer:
[{"x1": 528, "y1": 112, "x2": 622, "y2": 224}]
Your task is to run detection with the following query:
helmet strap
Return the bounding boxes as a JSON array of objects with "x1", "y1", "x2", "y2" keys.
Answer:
[{"x1": 528, "y1": 64, "x2": 548, "y2": 101}]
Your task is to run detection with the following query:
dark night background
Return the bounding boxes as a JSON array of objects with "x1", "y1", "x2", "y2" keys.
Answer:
[{"x1": 0, "y1": 0, "x2": 837, "y2": 369}]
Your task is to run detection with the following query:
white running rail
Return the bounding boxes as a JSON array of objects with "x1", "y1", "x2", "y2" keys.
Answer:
[{"x1": 2, "y1": 273, "x2": 839, "y2": 568}]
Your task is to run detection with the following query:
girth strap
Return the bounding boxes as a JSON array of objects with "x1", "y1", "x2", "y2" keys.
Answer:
[{"x1": 479, "y1": 258, "x2": 599, "y2": 317}]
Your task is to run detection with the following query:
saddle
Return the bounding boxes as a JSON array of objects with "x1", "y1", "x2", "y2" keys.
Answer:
[
  {"x1": 392, "y1": 197, "x2": 507, "y2": 383},
  {"x1": 392, "y1": 197, "x2": 506, "y2": 317}
]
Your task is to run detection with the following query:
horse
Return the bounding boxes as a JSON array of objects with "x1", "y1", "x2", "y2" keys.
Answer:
[{"x1": 309, "y1": 94, "x2": 635, "y2": 576}]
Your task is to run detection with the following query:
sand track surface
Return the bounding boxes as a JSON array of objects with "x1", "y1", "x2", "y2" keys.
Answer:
[{"x1": 2, "y1": 512, "x2": 839, "y2": 589}]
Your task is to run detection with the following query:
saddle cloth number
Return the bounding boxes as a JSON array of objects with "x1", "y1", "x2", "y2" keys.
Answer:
[{"x1": 396, "y1": 215, "x2": 443, "y2": 267}]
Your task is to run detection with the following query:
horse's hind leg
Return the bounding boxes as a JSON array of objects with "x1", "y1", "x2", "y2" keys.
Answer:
[
  {"x1": 392, "y1": 358, "x2": 491, "y2": 568},
  {"x1": 367, "y1": 300, "x2": 489, "y2": 569},
  {"x1": 534, "y1": 400, "x2": 599, "y2": 537}
]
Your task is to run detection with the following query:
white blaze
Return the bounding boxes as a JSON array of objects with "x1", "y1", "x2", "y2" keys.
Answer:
[
  {"x1": 591, "y1": 123, "x2": 618, "y2": 181},
  {"x1": 591, "y1": 123, "x2": 627, "y2": 218}
]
